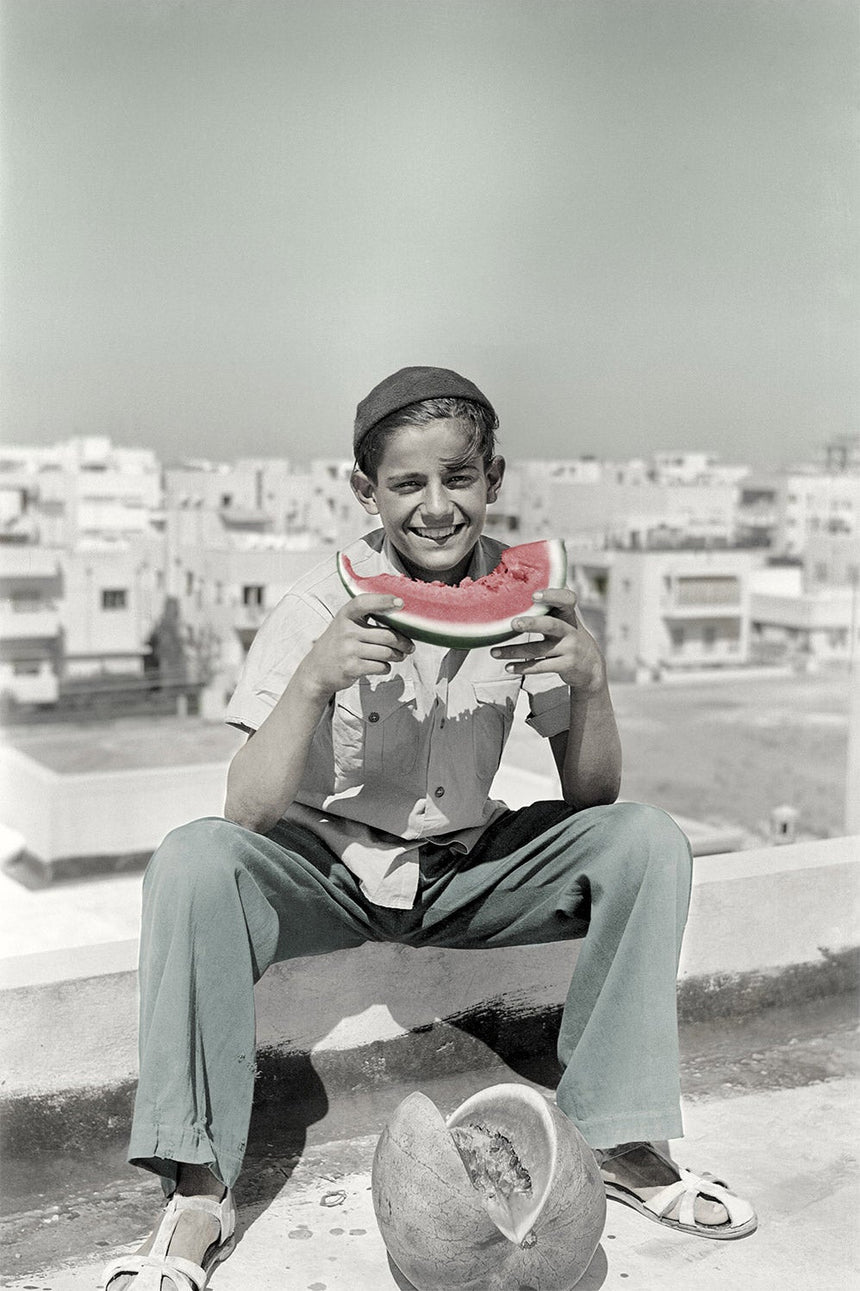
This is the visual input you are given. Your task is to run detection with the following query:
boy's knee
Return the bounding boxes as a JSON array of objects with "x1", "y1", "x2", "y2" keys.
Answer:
[
  {"x1": 144, "y1": 816, "x2": 243, "y2": 899},
  {"x1": 598, "y1": 801, "x2": 692, "y2": 884},
  {"x1": 615, "y1": 801, "x2": 689, "y2": 847}
]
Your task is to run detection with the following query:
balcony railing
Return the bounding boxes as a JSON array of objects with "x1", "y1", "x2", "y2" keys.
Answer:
[{"x1": 0, "y1": 600, "x2": 61, "y2": 639}]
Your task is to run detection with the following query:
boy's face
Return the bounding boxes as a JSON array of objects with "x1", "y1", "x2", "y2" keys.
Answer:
[{"x1": 351, "y1": 418, "x2": 505, "y2": 585}]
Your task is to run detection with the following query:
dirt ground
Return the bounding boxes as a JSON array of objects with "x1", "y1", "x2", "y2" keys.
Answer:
[{"x1": 504, "y1": 664, "x2": 853, "y2": 844}]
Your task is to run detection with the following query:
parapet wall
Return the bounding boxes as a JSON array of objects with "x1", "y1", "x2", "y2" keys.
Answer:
[{"x1": 1, "y1": 835, "x2": 857, "y2": 1154}]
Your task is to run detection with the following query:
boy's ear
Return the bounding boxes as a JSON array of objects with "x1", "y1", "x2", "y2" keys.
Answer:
[
  {"x1": 485, "y1": 455, "x2": 505, "y2": 504},
  {"x1": 350, "y1": 468, "x2": 380, "y2": 515}
]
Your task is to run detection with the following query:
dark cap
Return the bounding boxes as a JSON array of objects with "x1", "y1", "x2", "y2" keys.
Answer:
[{"x1": 353, "y1": 366, "x2": 496, "y2": 455}]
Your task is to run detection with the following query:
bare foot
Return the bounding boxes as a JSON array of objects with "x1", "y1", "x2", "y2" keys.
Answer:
[
  {"x1": 106, "y1": 1166, "x2": 227, "y2": 1291},
  {"x1": 597, "y1": 1141, "x2": 729, "y2": 1227}
]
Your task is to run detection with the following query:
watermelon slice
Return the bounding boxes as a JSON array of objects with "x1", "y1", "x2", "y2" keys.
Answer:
[{"x1": 336, "y1": 538, "x2": 567, "y2": 648}]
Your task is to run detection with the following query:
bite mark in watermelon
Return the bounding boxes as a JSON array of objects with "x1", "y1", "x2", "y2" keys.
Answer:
[{"x1": 336, "y1": 538, "x2": 567, "y2": 648}]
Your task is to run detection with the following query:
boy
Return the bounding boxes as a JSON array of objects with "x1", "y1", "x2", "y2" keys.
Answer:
[{"x1": 102, "y1": 366, "x2": 755, "y2": 1290}]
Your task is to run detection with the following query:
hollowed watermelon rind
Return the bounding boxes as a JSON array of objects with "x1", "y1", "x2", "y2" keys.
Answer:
[{"x1": 337, "y1": 539, "x2": 567, "y2": 650}]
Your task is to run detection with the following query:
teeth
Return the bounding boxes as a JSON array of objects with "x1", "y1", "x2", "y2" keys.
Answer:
[{"x1": 414, "y1": 525, "x2": 461, "y2": 538}]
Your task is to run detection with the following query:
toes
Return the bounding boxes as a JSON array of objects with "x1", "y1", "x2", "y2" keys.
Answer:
[{"x1": 695, "y1": 1195, "x2": 730, "y2": 1226}]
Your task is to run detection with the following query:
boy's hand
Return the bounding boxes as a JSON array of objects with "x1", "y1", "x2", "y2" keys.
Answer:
[
  {"x1": 491, "y1": 587, "x2": 607, "y2": 694},
  {"x1": 298, "y1": 594, "x2": 414, "y2": 702}
]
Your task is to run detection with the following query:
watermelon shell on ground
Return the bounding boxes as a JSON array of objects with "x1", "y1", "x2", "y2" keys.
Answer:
[
  {"x1": 336, "y1": 537, "x2": 567, "y2": 648},
  {"x1": 371, "y1": 1084, "x2": 606, "y2": 1291}
]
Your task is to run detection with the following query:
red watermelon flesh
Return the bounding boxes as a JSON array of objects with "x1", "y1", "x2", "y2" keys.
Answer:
[{"x1": 336, "y1": 538, "x2": 567, "y2": 648}]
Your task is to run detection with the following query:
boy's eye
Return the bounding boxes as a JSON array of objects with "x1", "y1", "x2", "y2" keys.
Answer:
[{"x1": 446, "y1": 474, "x2": 476, "y2": 487}]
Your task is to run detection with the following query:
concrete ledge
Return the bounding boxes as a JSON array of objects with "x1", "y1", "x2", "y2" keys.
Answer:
[{"x1": 1, "y1": 836, "x2": 858, "y2": 1157}]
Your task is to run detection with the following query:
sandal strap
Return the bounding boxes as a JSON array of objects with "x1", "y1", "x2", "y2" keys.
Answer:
[
  {"x1": 644, "y1": 1167, "x2": 755, "y2": 1228},
  {"x1": 101, "y1": 1253, "x2": 196, "y2": 1290},
  {"x1": 100, "y1": 1189, "x2": 236, "y2": 1290}
]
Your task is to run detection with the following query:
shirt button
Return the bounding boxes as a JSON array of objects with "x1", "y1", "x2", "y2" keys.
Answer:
[
  {"x1": 368, "y1": 712, "x2": 380, "y2": 723},
  {"x1": 434, "y1": 786, "x2": 445, "y2": 798}
]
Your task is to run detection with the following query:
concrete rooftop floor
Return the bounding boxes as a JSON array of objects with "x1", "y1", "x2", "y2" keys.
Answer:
[{"x1": 3, "y1": 1028, "x2": 858, "y2": 1291}]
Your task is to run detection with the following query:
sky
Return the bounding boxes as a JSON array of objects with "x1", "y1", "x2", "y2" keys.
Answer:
[{"x1": 1, "y1": 0, "x2": 857, "y2": 468}]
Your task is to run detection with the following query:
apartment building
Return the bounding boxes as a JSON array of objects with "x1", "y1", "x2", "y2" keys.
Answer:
[
  {"x1": 649, "y1": 451, "x2": 749, "y2": 487},
  {"x1": 570, "y1": 546, "x2": 758, "y2": 681},
  {"x1": 59, "y1": 542, "x2": 161, "y2": 679},
  {"x1": 545, "y1": 478, "x2": 738, "y2": 549},
  {"x1": 0, "y1": 545, "x2": 63, "y2": 704},
  {"x1": 0, "y1": 437, "x2": 162, "y2": 547},
  {"x1": 778, "y1": 470, "x2": 860, "y2": 556},
  {"x1": 749, "y1": 533, "x2": 859, "y2": 666},
  {"x1": 165, "y1": 535, "x2": 330, "y2": 708},
  {"x1": 737, "y1": 467, "x2": 860, "y2": 558}
]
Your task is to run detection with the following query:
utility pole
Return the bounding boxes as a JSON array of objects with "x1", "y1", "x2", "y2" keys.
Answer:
[{"x1": 847, "y1": 665, "x2": 860, "y2": 835}]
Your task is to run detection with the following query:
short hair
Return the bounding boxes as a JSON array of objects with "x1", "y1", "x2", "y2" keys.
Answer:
[{"x1": 354, "y1": 397, "x2": 500, "y2": 482}]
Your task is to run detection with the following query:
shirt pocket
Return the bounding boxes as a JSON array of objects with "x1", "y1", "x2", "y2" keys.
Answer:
[
  {"x1": 470, "y1": 677, "x2": 521, "y2": 784},
  {"x1": 364, "y1": 674, "x2": 420, "y2": 777},
  {"x1": 331, "y1": 674, "x2": 419, "y2": 790}
]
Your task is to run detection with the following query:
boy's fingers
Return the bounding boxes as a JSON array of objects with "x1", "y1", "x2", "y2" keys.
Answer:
[
  {"x1": 493, "y1": 639, "x2": 553, "y2": 662},
  {"x1": 346, "y1": 592, "x2": 405, "y2": 617},
  {"x1": 533, "y1": 586, "x2": 579, "y2": 626},
  {"x1": 517, "y1": 613, "x2": 568, "y2": 636},
  {"x1": 501, "y1": 656, "x2": 561, "y2": 675},
  {"x1": 491, "y1": 614, "x2": 566, "y2": 652},
  {"x1": 344, "y1": 594, "x2": 414, "y2": 651},
  {"x1": 359, "y1": 643, "x2": 408, "y2": 664},
  {"x1": 363, "y1": 624, "x2": 414, "y2": 652},
  {"x1": 534, "y1": 586, "x2": 577, "y2": 607}
]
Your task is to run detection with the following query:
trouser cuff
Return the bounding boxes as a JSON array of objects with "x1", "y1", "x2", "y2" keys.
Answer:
[{"x1": 128, "y1": 1122, "x2": 244, "y2": 1194}]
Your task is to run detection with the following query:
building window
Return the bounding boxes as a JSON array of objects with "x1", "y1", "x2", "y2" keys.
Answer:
[
  {"x1": 101, "y1": 588, "x2": 127, "y2": 610},
  {"x1": 185, "y1": 571, "x2": 194, "y2": 597},
  {"x1": 13, "y1": 660, "x2": 41, "y2": 676},
  {"x1": 243, "y1": 584, "x2": 265, "y2": 608},
  {"x1": 675, "y1": 576, "x2": 739, "y2": 606},
  {"x1": 703, "y1": 626, "x2": 716, "y2": 651},
  {"x1": 670, "y1": 627, "x2": 685, "y2": 652}
]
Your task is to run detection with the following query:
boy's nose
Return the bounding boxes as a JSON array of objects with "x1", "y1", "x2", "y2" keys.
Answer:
[{"x1": 420, "y1": 481, "x2": 454, "y2": 517}]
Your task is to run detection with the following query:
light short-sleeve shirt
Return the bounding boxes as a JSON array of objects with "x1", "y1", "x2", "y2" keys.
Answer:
[{"x1": 225, "y1": 528, "x2": 571, "y2": 908}]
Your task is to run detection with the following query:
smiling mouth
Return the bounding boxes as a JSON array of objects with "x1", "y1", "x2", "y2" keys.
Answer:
[{"x1": 410, "y1": 524, "x2": 466, "y2": 542}]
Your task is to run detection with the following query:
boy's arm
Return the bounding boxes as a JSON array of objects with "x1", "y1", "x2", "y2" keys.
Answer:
[
  {"x1": 225, "y1": 593, "x2": 413, "y2": 833},
  {"x1": 548, "y1": 679, "x2": 622, "y2": 810},
  {"x1": 491, "y1": 587, "x2": 622, "y2": 810}
]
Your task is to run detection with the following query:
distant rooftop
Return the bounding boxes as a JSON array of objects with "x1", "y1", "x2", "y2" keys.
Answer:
[{"x1": 2, "y1": 716, "x2": 243, "y2": 774}]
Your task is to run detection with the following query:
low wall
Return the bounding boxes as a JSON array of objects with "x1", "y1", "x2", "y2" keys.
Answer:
[
  {"x1": 1, "y1": 835, "x2": 857, "y2": 1157},
  {"x1": 0, "y1": 746, "x2": 231, "y2": 864}
]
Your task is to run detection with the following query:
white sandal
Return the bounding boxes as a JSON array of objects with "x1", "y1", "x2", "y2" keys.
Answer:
[
  {"x1": 100, "y1": 1190, "x2": 237, "y2": 1289},
  {"x1": 601, "y1": 1144, "x2": 757, "y2": 1240}
]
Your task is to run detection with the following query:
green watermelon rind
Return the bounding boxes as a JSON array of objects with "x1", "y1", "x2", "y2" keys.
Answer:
[{"x1": 336, "y1": 539, "x2": 568, "y2": 650}]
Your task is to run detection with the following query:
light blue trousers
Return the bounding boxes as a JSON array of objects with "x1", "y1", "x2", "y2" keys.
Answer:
[{"x1": 128, "y1": 800, "x2": 693, "y2": 1191}]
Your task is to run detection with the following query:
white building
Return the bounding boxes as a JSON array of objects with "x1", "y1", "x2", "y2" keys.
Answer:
[
  {"x1": 541, "y1": 478, "x2": 739, "y2": 550},
  {"x1": 749, "y1": 533, "x2": 860, "y2": 666},
  {"x1": 59, "y1": 542, "x2": 161, "y2": 679},
  {"x1": 737, "y1": 467, "x2": 860, "y2": 558},
  {"x1": 0, "y1": 437, "x2": 162, "y2": 547},
  {"x1": 165, "y1": 536, "x2": 331, "y2": 712},
  {"x1": 649, "y1": 451, "x2": 749, "y2": 487},
  {"x1": 778, "y1": 470, "x2": 860, "y2": 556},
  {"x1": 570, "y1": 546, "x2": 759, "y2": 682},
  {"x1": 0, "y1": 546, "x2": 63, "y2": 704}
]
